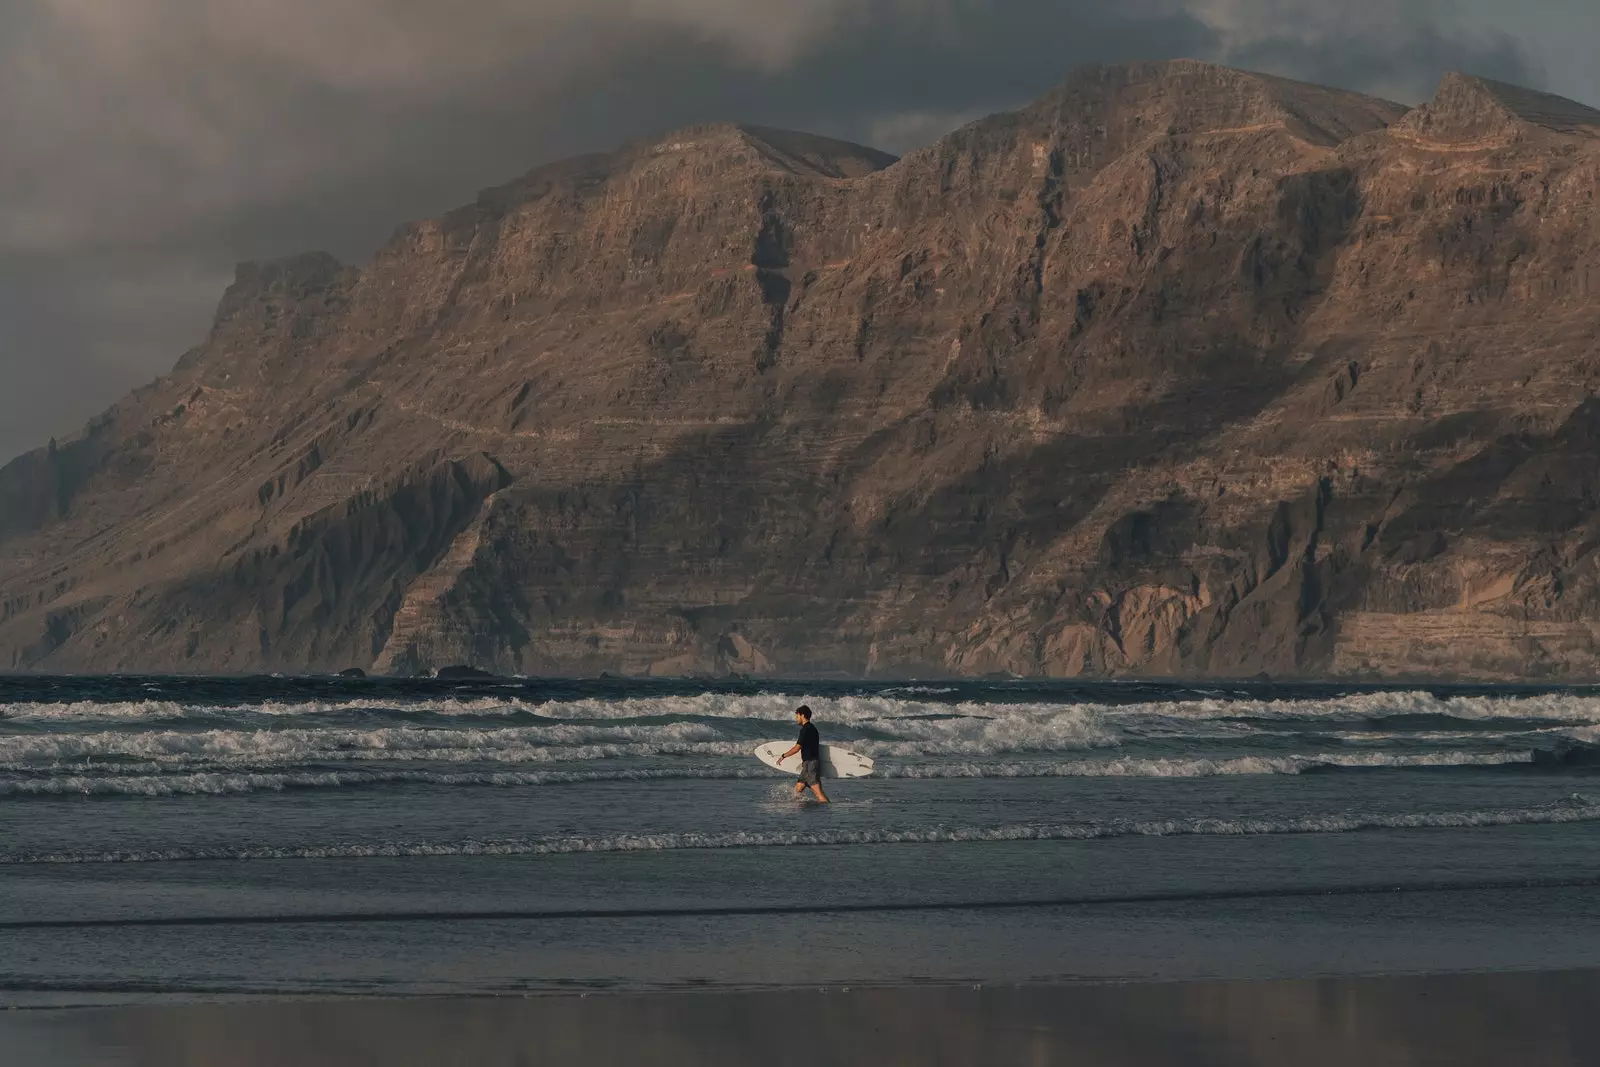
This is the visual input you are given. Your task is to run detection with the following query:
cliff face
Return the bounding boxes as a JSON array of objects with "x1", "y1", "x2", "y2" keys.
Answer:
[{"x1": 5, "y1": 61, "x2": 1600, "y2": 679}]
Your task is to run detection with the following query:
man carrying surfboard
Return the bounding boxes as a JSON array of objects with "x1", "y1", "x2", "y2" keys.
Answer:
[{"x1": 779, "y1": 705, "x2": 829, "y2": 803}]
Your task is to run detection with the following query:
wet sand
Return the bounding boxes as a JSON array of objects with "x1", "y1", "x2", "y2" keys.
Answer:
[{"x1": 2, "y1": 969, "x2": 1594, "y2": 1066}]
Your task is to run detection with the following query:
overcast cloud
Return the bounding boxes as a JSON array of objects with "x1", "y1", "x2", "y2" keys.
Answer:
[{"x1": 3, "y1": 0, "x2": 1595, "y2": 461}]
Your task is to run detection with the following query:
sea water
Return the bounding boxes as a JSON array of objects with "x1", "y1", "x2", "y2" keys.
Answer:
[{"x1": 2, "y1": 676, "x2": 1598, "y2": 1004}]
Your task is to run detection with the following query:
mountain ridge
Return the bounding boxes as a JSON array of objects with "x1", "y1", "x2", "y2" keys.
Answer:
[{"x1": 5, "y1": 60, "x2": 1600, "y2": 679}]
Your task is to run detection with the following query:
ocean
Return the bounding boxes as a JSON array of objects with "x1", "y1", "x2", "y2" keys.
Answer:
[{"x1": 3, "y1": 676, "x2": 1599, "y2": 1006}]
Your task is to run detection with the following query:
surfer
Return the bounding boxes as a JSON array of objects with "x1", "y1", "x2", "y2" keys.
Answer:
[{"x1": 779, "y1": 705, "x2": 829, "y2": 803}]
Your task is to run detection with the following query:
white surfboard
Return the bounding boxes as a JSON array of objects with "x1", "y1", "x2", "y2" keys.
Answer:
[{"x1": 755, "y1": 740, "x2": 875, "y2": 779}]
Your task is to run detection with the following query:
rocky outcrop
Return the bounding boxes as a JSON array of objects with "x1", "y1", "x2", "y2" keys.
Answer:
[
  {"x1": 1396, "y1": 72, "x2": 1600, "y2": 143},
  {"x1": 4, "y1": 61, "x2": 1600, "y2": 679}
]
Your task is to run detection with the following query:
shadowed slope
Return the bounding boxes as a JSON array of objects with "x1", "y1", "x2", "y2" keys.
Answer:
[{"x1": 4, "y1": 61, "x2": 1600, "y2": 679}]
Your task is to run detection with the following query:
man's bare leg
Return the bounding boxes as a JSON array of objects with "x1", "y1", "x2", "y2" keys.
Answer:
[
  {"x1": 809, "y1": 783, "x2": 830, "y2": 803},
  {"x1": 793, "y1": 781, "x2": 807, "y2": 798}
]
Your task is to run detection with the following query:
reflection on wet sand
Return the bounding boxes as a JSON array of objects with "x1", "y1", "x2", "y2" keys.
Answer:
[{"x1": 5, "y1": 970, "x2": 1595, "y2": 1066}]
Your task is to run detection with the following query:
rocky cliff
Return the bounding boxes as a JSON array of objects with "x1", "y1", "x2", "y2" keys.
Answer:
[{"x1": 5, "y1": 61, "x2": 1600, "y2": 679}]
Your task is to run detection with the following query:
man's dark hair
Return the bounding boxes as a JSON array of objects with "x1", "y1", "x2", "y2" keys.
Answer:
[{"x1": 795, "y1": 705, "x2": 812, "y2": 720}]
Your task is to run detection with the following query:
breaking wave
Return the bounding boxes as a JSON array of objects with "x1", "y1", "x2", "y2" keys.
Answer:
[
  {"x1": 9, "y1": 688, "x2": 1600, "y2": 726},
  {"x1": 0, "y1": 767, "x2": 768, "y2": 797},
  {"x1": 4, "y1": 688, "x2": 1596, "y2": 807},
  {"x1": 0, "y1": 722, "x2": 732, "y2": 764},
  {"x1": 876, "y1": 751, "x2": 1533, "y2": 778},
  {"x1": 0, "y1": 750, "x2": 1543, "y2": 798},
  {"x1": 7, "y1": 690, "x2": 1600, "y2": 744}
]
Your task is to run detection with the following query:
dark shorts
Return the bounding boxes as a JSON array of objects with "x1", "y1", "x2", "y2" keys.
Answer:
[{"x1": 797, "y1": 759, "x2": 823, "y2": 787}]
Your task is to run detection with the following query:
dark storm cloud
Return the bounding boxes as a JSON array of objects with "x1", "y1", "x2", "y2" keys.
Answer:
[
  {"x1": 0, "y1": 0, "x2": 1575, "y2": 461},
  {"x1": 1185, "y1": 0, "x2": 1547, "y2": 103}
]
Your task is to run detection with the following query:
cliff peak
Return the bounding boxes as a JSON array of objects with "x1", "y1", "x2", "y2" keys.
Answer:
[
  {"x1": 210, "y1": 251, "x2": 348, "y2": 331},
  {"x1": 1028, "y1": 60, "x2": 1406, "y2": 147},
  {"x1": 449, "y1": 123, "x2": 894, "y2": 229},
  {"x1": 1396, "y1": 71, "x2": 1600, "y2": 143},
  {"x1": 727, "y1": 125, "x2": 898, "y2": 179},
  {"x1": 622, "y1": 122, "x2": 896, "y2": 178}
]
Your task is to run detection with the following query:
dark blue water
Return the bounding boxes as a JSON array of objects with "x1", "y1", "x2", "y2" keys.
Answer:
[{"x1": 3, "y1": 677, "x2": 1599, "y2": 1004}]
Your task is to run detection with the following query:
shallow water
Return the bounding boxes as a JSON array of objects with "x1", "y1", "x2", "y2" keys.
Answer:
[{"x1": 2, "y1": 676, "x2": 1599, "y2": 1003}]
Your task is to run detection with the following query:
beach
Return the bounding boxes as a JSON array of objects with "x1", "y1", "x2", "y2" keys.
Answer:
[
  {"x1": 4, "y1": 970, "x2": 1596, "y2": 1066},
  {"x1": 3, "y1": 677, "x2": 1599, "y2": 1061}
]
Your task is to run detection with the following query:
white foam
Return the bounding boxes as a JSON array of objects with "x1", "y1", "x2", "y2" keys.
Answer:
[
  {"x1": 9, "y1": 686, "x2": 1599, "y2": 730},
  {"x1": 0, "y1": 710, "x2": 1115, "y2": 768},
  {"x1": 0, "y1": 750, "x2": 1537, "y2": 800},
  {"x1": 0, "y1": 697, "x2": 546, "y2": 723},
  {"x1": 853, "y1": 710, "x2": 1114, "y2": 754},
  {"x1": 877, "y1": 751, "x2": 1532, "y2": 779},
  {"x1": 0, "y1": 767, "x2": 764, "y2": 797},
  {"x1": 0, "y1": 722, "x2": 1552, "y2": 772},
  {"x1": 3, "y1": 692, "x2": 1591, "y2": 789},
  {"x1": 0, "y1": 722, "x2": 730, "y2": 764},
  {"x1": 8, "y1": 689, "x2": 1600, "y2": 730},
  {"x1": 1110, "y1": 690, "x2": 1600, "y2": 725},
  {"x1": 7, "y1": 801, "x2": 1598, "y2": 863}
]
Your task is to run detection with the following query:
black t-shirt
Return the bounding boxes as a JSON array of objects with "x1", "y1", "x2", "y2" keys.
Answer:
[{"x1": 797, "y1": 722, "x2": 821, "y2": 761}]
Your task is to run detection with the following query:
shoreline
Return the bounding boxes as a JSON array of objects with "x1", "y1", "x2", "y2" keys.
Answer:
[{"x1": 3, "y1": 969, "x2": 1595, "y2": 1066}]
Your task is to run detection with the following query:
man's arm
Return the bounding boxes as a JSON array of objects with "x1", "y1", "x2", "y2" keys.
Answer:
[{"x1": 778, "y1": 744, "x2": 801, "y2": 760}]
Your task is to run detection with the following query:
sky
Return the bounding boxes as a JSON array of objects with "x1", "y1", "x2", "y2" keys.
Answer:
[{"x1": 3, "y1": 0, "x2": 1598, "y2": 463}]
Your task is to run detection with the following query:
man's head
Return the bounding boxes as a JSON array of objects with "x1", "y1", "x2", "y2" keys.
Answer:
[{"x1": 794, "y1": 705, "x2": 812, "y2": 723}]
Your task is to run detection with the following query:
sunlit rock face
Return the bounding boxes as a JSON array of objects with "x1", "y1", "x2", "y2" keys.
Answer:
[{"x1": 5, "y1": 61, "x2": 1600, "y2": 679}]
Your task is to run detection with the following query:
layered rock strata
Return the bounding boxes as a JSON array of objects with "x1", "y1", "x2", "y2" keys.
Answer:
[{"x1": 4, "y1": 62, "x2": 1600, "y2": 679}]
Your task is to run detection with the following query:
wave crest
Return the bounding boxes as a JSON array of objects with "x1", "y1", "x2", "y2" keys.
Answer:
[{"x1": 0, "y1": 750, "x2": 1543, "y2": 798}]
